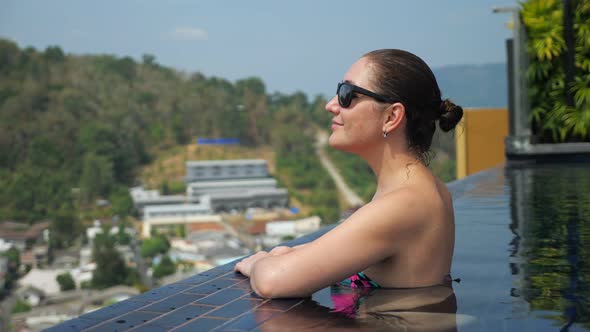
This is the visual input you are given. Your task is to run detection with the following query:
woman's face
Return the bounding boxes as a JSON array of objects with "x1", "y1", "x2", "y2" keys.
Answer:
[{"x1": 325, "y1": 57, "x2": 385, "y2": 154}]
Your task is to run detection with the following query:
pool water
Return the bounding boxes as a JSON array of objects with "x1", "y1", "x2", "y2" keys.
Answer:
[{"x1": 295, "y1": 164, "x2": 590, "y2": 331}]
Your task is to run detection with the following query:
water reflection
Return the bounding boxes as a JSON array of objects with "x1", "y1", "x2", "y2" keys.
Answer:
[
  {"x1": 256, "y1": 282, "x2": 465, "y2": 331},
  {"x1": 507, "y1": 164, "x2": 590, "y2": 330}
]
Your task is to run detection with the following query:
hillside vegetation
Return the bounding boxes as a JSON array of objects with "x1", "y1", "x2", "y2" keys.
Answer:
[{"x1": 0, "y1": 38, "x2": 338, "y2": 248}]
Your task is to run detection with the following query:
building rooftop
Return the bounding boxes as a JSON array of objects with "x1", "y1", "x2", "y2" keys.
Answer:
[
  {"x1": 0, "y1": 221, "x2": 50, "y2": 241},
  {"x1": 132, "y1": 195, "x2": 188, "y2": 203},
  {"x1": 209, "y1": 188, "x2": 288, "y2": 200},
  {"x1": 19, "y1": 268, "x2": 65, "y2": 296},
  {"x1": 143, "y1": 204, "x2": 211, "y2": 213},
  {"x1": 187, "y1": 178, "x2": 277, "y2": 188},
  {"x1": 186, "y1": 159, "x2": 267, "y2": 166}
]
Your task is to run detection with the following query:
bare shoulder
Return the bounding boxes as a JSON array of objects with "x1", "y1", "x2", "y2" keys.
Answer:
[
  {"x1": 356, "y1": 186, "x2": 434, "y2": 226},
  {"x1": 324, "y1": 186, "x2": 435, "y2": 252}
]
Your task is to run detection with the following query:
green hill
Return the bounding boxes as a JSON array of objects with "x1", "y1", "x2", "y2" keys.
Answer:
[{"x1": 0, "y1": 38, "x2": 339, "y2": 248}]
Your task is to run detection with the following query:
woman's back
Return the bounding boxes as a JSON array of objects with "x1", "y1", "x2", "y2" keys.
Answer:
[{"x1": 362, "y1": 164, "x2": 455, "y2": 288}]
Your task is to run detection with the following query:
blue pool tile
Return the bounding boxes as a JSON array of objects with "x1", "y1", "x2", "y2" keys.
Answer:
[
  {"x1": 77, "y1": 299, "x2": 153, "y2": 321},
  {"x1": 205, "y1": 299, "x2": 260, "y2": 319},
  {"x1": 185, "y1": 279, "x2": 239, "y2": 295},
  {"x1": 197, "y1": 269, "x2": 232, "y2": 278},
  {"x1": 84, "y1": 311, "x2": 161, "y2": 332},
  {"x1": 195, "y1": 288, "x2": 249, "y2": 306},
  {"x1": 175, "y1": 275, "x2": 211, "y2": 285},
  {"x1": 139, "y1": 292, "x2": 206, "y2": 313},
  {"x1": 133, "y1": 283, "x2": 194, "y2": 302},
  {"x1": 129, "y1": 305, "x2": 216, "y2": 331},
  {"x1": 214, "y1": 263, "x2": 236, "y2": 272},
  {"x1": 43, "y1": 317, "x2": 101, "y2": 331},
  {"x1": 256, "y1": 299, "x2": 303, "y2": 312},
  {"x1": 229, "y1": 280, "x2": 251, "y2": 290},
  {"x1": 216, "y1": 310, "x2": 283, "y2": 331},
  {"x1": 171, "y1": 317, "x2": 229, "y2": 332},
  {"x1": 243, "y1": 291, "x2": 265, "y2": 301},
  {"x1": 220, "y1": 272, "x2": 248, "y2": 280}
]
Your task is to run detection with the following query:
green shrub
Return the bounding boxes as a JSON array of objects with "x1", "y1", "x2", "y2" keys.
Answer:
[
  {"x1": 522, "y1": 0, "x2": 590, "y2": 142},
  {"x1": 12, "y1": 299, "x2": 31, "y2": 313},
  {"x1": 152, "y1": 256, "x2": 176, "y2": 278},
  {"x1": 56, "y1": 272, "x2": 76, "y2": 291}
]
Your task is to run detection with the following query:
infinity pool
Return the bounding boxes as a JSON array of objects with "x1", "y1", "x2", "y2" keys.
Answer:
[
  {"x1": 48, "y1": 163, "x2": 590, "y2": 331},
  {"x1": 287, "y1": 163, "x2": 590, "y2": 331},
  {"x1": 448, "y1": 164, "x2": 590, "y2": 331}
]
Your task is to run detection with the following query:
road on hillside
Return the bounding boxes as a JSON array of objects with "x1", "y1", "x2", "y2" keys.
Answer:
[{"x1": 315, "y1": 131, "x2": 365, "y2": 208}]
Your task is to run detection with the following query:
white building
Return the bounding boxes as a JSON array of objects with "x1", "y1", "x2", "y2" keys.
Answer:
[
  {"x1": 185, "y1": 159, "x2": 269, "y2": 183},
  {"x1": 262, "y1": 216, "x2": 322, "y2": 248},
  {"x1": 85, "y1": 220, "x2": 103, "y2": 246},
  {"x1": 133, "y1": 159, "x2": 290, "y2": 238},
  {"x1": 187, "y1": 178, "x2": 278, "y2": 196},
  {"x1": 266, "y1": 216, "x2": 321, "y2": 237},
  {"x1": 208, "y1": 188, "x2": 289, "y2": 212},
  {"x1": 130, "y1": 186, "x2": 159, "y2": 201},
  {"x1": 19, "y1": 268, "x2": 64, "y2": 297},
  {"x1": 143, "y1": 200, "x2": 212, "y2": 220},
  {"x1": 130, "y1": 186, "x2": 195, "y2": 214}
]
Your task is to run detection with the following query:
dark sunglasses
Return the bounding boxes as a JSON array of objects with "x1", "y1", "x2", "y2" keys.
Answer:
[{"x1": 336, "y1": 82, "x2": 394, "y2": 108}]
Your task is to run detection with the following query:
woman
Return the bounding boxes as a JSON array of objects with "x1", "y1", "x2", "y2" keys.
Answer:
[{"x1": 235, "y1": 49, "x2": 463, "y2": 298}]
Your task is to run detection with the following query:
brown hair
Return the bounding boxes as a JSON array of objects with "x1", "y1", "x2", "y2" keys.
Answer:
[{"x1": 363, "y1": 49, "x2": 463, "y2": 163}]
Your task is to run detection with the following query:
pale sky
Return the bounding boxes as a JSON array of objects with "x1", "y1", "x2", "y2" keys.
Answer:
[{"x1": 0, "y1": 0, "x2": 519, "y2": 98}]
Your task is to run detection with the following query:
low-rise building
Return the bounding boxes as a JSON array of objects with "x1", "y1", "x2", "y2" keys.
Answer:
[
  {"x1": 141, "y1": 214, "x2": 223, "y2": 238},
  {"x1": 130, "y1": 186, "x2": 195, "y2": 215},
  {"x1": 251, "y1": 216, "x2": 322, "y2": 249},
  {"x1": 18, "y1": 268, "x2": 64, "y2": 297},
  {"x1": 134, "y1": 159, "x2": 290, "y2": 238},
  {"x1": 0, "y1": 221, "x2": 50, "y2": 251},
  {"x1": 20, "y1": 245, "x2": 50, "y2": 269},
  {"x1": 266, "y1": 216, "x2": 321, "y2": 236},
  {"x1": 208, "y1": 188, "x2": 288, "y2": 212},
  {"x1": 143, "y1": 200, "x2": 212, "y2": 220},
  {"x1": 185, "y1": 159, "x2": 269, "y2": 183},
  {"x1": 187, "y1": 178, "x2": 278, "y2": 196},
  {"x1": 183, "y1": 231, "x2": 249, "y2": 265}
]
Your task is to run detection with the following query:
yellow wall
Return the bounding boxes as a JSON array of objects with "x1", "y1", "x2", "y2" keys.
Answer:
[{"x1": 455, "y1": 108, "x2": 508, "y2": 179}]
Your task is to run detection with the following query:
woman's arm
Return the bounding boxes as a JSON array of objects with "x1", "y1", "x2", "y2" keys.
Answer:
[{"x1": 235, "y1": 188, "x2": 429, "y2": 298}]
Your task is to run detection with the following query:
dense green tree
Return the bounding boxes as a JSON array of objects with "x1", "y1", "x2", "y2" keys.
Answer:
[
  {"x1": 79, "y1": 153, "x2": 114, "y2": 204},
  {"x1": 140, "y1": 235, "x2": 170, "y2": 258},
  {"x1": 56, "y1": 272, "x2": 76, "y2": 291},
  {"x1": 3, "y1": 247, "x2": 20, "y2": 290},
  {"x1": 44, "y1": 46, "x2": 65, "y2": 62},
  {"x1": 109, "y1": 186, "x2": 134, "y2": 217},
  {"x1": 114, "y1": 226, "x2": 131, "y2": 245},
  {"x1": 152, "y1": 255, "x2": 176, "y2": 278},
  {"x1": 91, "y1": 233, "x2": 128, "y2": 289},
  {"x1": 49, "y1": 206, "x2": 80, "y2": 249},
  {"x1": 142, "y1": 54, "x2": 156, "y2": 67}
]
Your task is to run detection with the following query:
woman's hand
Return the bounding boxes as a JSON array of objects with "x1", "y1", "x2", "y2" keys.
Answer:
[
  {"x1": 234, "y1": 251, "x2": 270, "y2": 277},
  {"x1": 269, "y1": 246, "x2": 295, "y2": 256}
]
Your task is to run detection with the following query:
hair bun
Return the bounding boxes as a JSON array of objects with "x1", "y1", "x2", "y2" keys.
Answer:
[{"x1": 438, "y1": 99, "x2": 463, "y2": 132}]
